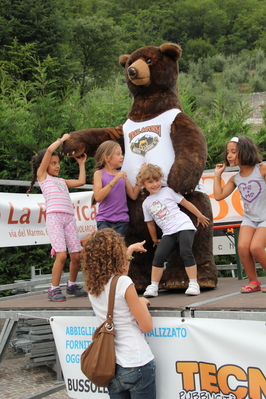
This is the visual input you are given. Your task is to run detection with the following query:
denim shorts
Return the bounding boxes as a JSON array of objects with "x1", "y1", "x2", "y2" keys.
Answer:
[
  {"x1": 97, "y1": 221, "x2": 129, "y2": 238},
  {"x1": 241, "y1": 217, "x2": 266, "y2": 229},
  {"x1": 108, "y1": 359, "x2": 156, "y2": 399}
]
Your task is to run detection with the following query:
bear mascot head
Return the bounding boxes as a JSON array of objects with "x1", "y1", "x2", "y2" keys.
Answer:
[{"x1": 61, "y1": 43, "x2": 217, "y2": 291}]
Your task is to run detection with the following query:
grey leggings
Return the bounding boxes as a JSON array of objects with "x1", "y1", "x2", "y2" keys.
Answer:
[{"x1": 153, "y1": 230, "x2": 196, "y2": 268}]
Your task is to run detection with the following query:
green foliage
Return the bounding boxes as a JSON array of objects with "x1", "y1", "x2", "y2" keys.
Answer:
[
  {"x1": 70, "y1": 16, "x2": 124, "y2": 97},
  {"x1": 117, "y1": 5, "x2": 173, "y2": 52},
  {"x1": 0, "y1": 244, "x2": 51, "y2": 285},
  {"x1": 203, "y1": 98, "x2": 252, "y2": 169},
  {"x1": 81, "y1": 78, "x2": 132, "y2": 128},
  {"x1": 185, "y1": 39, "x2": 217, "y2": 63},
  {"x1": 214, "y1": 255, "x2": 236, "y2": 278},
  {"x1": 254, "y1": 113, "x2": 266, "y2": 160},
  {"x1": 179, "y1": 82, "x2": 254, "y2": 169},
  {"x1": 0, "y1": 0, "x2": 69, "y2": 60},
  {"x1": 1, "y1": 0, "x2": 266, "y2": 284}
]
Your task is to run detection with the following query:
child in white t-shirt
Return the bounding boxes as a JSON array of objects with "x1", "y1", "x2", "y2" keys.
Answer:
[{"x1": 136, "y1": 164, "x2": 210, "y2": 297}]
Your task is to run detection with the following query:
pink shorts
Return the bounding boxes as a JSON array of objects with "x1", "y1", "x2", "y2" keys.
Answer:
[{"x1": 46, "y1": 212, "x2": 82, "y2": 254}]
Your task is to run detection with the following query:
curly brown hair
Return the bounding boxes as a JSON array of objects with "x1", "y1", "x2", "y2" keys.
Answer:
[{"x1": 81, "y1": 228, "x2": 128, "y2": 297}]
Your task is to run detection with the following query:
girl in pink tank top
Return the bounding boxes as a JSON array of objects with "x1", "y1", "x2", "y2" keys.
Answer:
[{"x1": 28, "y1": 134, "x2": 87, "y2": 302}]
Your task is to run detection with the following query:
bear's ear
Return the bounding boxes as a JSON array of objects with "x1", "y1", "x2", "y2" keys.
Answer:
[
  {"x1": 159, "y1": 43, "x2": 182, "y2": 61},
  {"x1": 119, "y1": 54, "x2": 130, "y2": 68}
]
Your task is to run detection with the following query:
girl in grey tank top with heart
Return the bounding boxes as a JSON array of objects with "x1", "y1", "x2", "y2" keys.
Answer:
[{"x1": 213, "y1": 136, "x2": 266, "y2": 294}]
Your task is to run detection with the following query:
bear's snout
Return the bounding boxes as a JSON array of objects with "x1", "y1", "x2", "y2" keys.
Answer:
[
  {"x1": 128, "y1": 67, "x2": 136, "y2": 77},
  {"x1": 127, "y1": 58, "x2": 150, "y2": 86}
]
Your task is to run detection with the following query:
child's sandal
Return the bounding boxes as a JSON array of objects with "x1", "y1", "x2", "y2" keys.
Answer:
[
  {"x1": 240, "y1": 281, "x2": 261, "y2": 293},
  {"x1": 262, "y1": 286, "x2": 266, "y2": 293}
]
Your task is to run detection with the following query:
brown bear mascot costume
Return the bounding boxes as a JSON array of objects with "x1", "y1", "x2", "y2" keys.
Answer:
[{"x1": 61, "y1": 43, "x2": 218, "y2": 291}]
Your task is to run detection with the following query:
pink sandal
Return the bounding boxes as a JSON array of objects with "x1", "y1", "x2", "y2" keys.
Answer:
[
  {"x1": 240, "y1": 281, "x2": 261, "y2": 293},
  {"x1": 262, "y1": 286, "x2": 266, "y2": 293}
]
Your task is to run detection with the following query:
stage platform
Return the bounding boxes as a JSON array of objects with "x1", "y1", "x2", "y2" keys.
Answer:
[
  {"x1": 1, "y1": 276, "x2": 266, "y2": 321},
  {"x1": 1, "y1": 276, "x2": 266, "y2": 380}
]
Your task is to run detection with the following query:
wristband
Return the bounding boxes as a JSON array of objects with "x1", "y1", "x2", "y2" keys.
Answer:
[
  {"x1": 127, "y1": 256, "x2": 134, "y2": 261},
  {"x1": 214, "y1": 175, "x2": 222, "y2": 178},
  {"x1": 57, "y1": 138, "x2": 62, "y2": 143},
  {"x1": 108, "y1": 182, "x2": 114, "y2": 188}
]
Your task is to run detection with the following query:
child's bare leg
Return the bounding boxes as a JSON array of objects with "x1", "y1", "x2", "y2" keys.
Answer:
[
  {"x1": 151, "y1": 266, "x2": 164, "y2": 283},
  {"x1": 250, "y1": 227, "x2": 266, "y2": 293},
  {"x1": 185, "y1": 264, "x2": 197, "y2": 280},
  {"x1": 250, "y1": 227, "x2": 266, "y2": 271},
  {"x1": 66, "y1": 252, "x2": 87, "y2": 297},
  {"x1": 238, "y1": 226, "x2": 259, "y2": 292},
  {"x1": 51, "y1": 252, "x2": 67, "y2": 286},
  {"x1": 69, "y1": 252, "x2": 81, "y2": 282}
]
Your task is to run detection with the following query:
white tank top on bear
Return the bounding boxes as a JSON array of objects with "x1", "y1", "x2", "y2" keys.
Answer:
[
  {"x1": 122, "y1": 109, "x2": 181, "y2": 186},
  {"x1": 122, "y1": 109, "x2": 205, "y2": 193}
]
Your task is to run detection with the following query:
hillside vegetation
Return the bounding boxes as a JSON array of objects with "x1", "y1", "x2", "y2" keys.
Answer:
[{"x1": 1, "y1": 0, "x2": 266, "y2": 286}]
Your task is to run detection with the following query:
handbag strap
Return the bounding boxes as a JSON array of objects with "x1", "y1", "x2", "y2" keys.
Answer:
[{"x1": 107, "y1": 274, "x2": 120, "y2": 320}]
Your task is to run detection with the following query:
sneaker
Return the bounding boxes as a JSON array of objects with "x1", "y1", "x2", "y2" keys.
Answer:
[
  {"x1": 48, "y1": 287, "x2": 66, "y2": 302},
  {"x1": 185, "y1": 282, "x2": 200, "y2": 296},
  {"x1": 66, "y1": 283, "x2": 87, "y2": 297},
  {"x1": 143, "y1": 284, "x2": 158, "y2": 298}
]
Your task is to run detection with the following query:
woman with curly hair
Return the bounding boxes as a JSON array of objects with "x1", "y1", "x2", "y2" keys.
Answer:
[{"x1": 82, "y1": 228, "x2": 156, "y2": 399}]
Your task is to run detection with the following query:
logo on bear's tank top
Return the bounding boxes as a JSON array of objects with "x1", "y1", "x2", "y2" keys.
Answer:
[
  {"x1": 128, "y1": 125, "x2": 161, "y2": 156},
  {"x1": 130, "y1": 134, "x2": 159, "y2": 156}
]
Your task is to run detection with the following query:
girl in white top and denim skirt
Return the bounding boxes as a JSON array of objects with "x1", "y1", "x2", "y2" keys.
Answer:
[{"x1": 82, "y1": 228, "x2": 156, "y2": 399}]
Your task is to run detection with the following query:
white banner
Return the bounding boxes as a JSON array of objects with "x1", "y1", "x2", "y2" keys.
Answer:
[
  {"x1": 0, "y1": 172, "x2": 243, "y2": 249},
  {"x1": 213, "y1": 235, "x2": 236, "y2": 255},
  {"x1": 50, "y1": 316, "x2": 266, "y2": 399},
  {"x1": 203, "y1": 172, "x2": 243, "y2": 224},
  {"x1": 0, "y1": 192, "x2": 97, "y2": 247}
]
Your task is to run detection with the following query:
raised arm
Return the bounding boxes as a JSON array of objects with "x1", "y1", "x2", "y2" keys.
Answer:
[
  {"x1": 61, "y1": 126, "x2": 124, "y2": 158},
  {"x1": 213, "y1": 163, "x2": 236, "y2": 201},
  {"x1": 65, "y1": 153, "x2": 87, "y2": 188},
  {"x1": 37, "y1": 134, "x2": 69, "y2": 182}
]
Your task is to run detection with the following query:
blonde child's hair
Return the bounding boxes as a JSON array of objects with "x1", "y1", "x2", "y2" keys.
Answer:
[
  {"x1": 91, "y1": 140, "x2": 121, "y2": 206},
  {"x1": 94, "y1": 140, "x2": 121, "y2": 171},
  {"x1": 136, "y1": 164, "x2": 164, "y2": 186}
]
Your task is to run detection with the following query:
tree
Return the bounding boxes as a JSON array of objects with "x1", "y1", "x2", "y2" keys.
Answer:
[
  {"x1": 185, "y1": 38, "x2": 217, "y2": 63},
  {"x1": 0, "y1": 0, "x2": 68, "y2": 61},
  {"x1": 118, "y1": 5, "x2": 173, "y2": 52},
  {"x1": 70, "y1": 16, "x2": 124, "y2": 97}
]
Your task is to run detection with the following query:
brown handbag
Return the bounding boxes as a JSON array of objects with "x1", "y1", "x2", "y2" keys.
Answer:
[{"x1": 80, "y1": 274, "x2": 120, "y2": 387}]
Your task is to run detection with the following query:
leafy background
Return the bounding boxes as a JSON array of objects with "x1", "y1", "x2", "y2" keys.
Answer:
[{"x1": 1, "y1": 0, "x2": 266, "y2": 290}]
